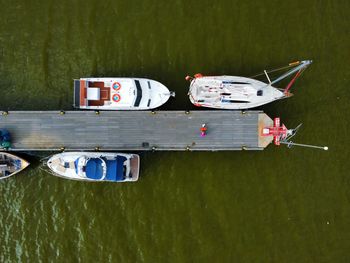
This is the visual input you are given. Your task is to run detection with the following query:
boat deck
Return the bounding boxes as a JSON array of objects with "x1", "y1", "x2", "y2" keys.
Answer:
[{"x1": 0, "y1": 110, "x2": 273, "y2": 151}]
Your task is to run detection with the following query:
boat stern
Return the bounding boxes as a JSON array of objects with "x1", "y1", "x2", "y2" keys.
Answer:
[
  {"x1": 73, "y1": 79, "x2": 91, "y2": 109},
  {"x1": 128, "y1": 154, "x2": 140, "y2": 181},
  {"x1": 73, "y1": 79, "x2": 81, "y2": 108}
]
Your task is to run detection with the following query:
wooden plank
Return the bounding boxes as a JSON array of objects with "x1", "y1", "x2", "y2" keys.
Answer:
[
  {"x1": 0, "y1": 111, "x2": 273, "y2": 151},
  {"x1": 80, "y1": 80, "x2": 86, "y2": 106},
  {"x1": 258, "y1": 113, "x2": 274, "y2": 148}
]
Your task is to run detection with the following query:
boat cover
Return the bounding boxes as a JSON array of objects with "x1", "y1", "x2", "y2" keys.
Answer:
[
  {"x1": 105, "y1": 156, "x2": 127, "y2": 181},
  {"x1": 83, "y1": 156, "x2": 127, "y2": 181},
  {"x1": 85, "y1": 158, "x2": 104, "y2": 180}
]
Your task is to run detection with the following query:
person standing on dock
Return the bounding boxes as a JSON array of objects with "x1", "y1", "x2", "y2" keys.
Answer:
[{"x1": 200, "y1": 124, "x2": 208, "y2": 137}]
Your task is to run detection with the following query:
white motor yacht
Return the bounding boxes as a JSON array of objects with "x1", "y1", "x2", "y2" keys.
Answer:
[{"x1": 74, "y1": 77, "x2": 174, "y2": 110}]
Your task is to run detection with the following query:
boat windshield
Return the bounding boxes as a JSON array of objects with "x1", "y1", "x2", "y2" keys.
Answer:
[
  {"x1": 220, "y1": 98, "x2": 249, "y2": 103},
  {"x1": 134, "y1": 80, "x2": 142, "y2": 107}
]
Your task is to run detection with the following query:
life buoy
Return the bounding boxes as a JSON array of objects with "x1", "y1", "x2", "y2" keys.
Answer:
[
  {"x1": 112, "y1": 82, "x2": 121, "y2": 91},
  {"x1": 112, "y1": 94, "x2": 121, "y2": 102}
]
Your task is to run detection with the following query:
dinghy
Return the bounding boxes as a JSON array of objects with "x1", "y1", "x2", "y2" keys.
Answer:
[
  {"x1": 74, "y1": 77, "x2": 175, "y2": 110},
  {"x1": 186, "y1": 60, "x2": 312, "y2": 109},
  {"x1": 47, "y1": 152, "x2": 140, "y2": 182},
  {"x1": 0, "y1": 152, "x2": 30, "y2": 180}
]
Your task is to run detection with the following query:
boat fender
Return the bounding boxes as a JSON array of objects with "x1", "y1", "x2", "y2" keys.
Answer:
[
  {"x1": 112, "y1": 82, "x2": 121, "y2": 91},
  {"x1": 194, "y1": 73, "x2": 203, "y2": 78},
  {"x1": 112, "y1": 94, "x2": 121, "y2": 102}
]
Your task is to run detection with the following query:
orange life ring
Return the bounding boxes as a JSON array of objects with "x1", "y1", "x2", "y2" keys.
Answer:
[
  {"x1": 112, "y1": 94, "x2": 121, "y2": 102},
  {"x1": 112, "y1": 82, "x2": 121, "y2": 91}
]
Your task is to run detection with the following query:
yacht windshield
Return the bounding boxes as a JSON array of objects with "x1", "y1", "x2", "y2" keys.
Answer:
[{"x1": 134, "y1": 80, "x2": 142, "y2": 107}]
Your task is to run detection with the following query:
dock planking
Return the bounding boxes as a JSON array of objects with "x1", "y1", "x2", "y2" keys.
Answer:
[{"x1": 0, "y1": 110, "x2": 273, "y2": 151}]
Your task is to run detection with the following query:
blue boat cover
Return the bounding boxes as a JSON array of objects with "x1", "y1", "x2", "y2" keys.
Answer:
[
  {"x1": 105, "y1": 156, "x2": 127, "y2": 181},
  {"x1": 85, "y1": 158, "x2": 104, "y2": 180}
]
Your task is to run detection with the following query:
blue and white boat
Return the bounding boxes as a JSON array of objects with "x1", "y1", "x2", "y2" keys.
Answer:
[{"x1": 47, "y1": 152, "x2": 140, "y2": 182}]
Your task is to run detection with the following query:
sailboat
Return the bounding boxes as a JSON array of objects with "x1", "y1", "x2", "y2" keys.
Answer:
[{"x1": 186, "y1": 60, "x2": 312, "y2": 109}]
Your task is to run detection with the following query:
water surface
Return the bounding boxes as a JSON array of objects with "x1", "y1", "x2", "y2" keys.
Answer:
[{"x1": 0, "y1": 0, "x2": 349, "y2": 262}]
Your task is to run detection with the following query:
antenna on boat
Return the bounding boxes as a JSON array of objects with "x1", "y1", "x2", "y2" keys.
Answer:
[
  {"x1": 264, "y1": 70, "x2": 272, "y2": 84},
  {"x1": 262, "y1": 117, "x2": 328, "y2": 151}
]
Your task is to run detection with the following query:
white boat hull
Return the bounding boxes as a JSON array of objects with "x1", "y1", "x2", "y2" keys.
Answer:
[
  {"x1": 188, "y1": 75, "x2": 286, "y2": 110},
  {"x1": 47, "y1": 152, "x2": 140, "y2": 182},
  {"x1": 74, "y1": 77, "x2": 173, "y2": 110}
]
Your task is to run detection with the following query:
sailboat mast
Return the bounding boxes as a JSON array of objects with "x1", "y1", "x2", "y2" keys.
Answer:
[{"x1": 270, "y1": 60, "x2": 312, "y2": 86}]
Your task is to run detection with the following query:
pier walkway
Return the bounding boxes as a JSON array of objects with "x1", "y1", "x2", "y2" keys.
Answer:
[{"x1": 0, "y1": 110, "x2": 273, "y2": 151}]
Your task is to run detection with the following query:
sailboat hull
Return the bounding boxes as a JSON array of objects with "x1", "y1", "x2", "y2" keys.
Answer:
[{"x1": 188, "y1": 75, "x2": 285, "y2": 110}]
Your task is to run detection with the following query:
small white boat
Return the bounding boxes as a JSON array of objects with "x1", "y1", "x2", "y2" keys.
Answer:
[
  {"x1": 186, "y1": 60, "x2": 312, "y2": 109},
  {"x1": 74, "y1": 77, "x2": 175, "y2": 110},
  {"x1": 47, "y1": 152, "x2": 140, "y2": 182},
  {"x1": 0, "y1": 152, "x2": 30, "y2": 180}
]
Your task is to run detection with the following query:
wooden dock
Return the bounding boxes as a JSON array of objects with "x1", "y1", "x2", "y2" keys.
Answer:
[{"x1": 0, "y1": 110, "x2": 273, "y2": 151}]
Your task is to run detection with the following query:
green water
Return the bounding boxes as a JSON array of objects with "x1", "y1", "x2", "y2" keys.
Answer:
[{"x1": 0, "y1": 0, "x2": 349, "y2": 262}]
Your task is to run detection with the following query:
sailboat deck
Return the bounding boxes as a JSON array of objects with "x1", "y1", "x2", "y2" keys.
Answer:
[{"x1": 0, "y1": 110, "x2": 273, "y2": 151}]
